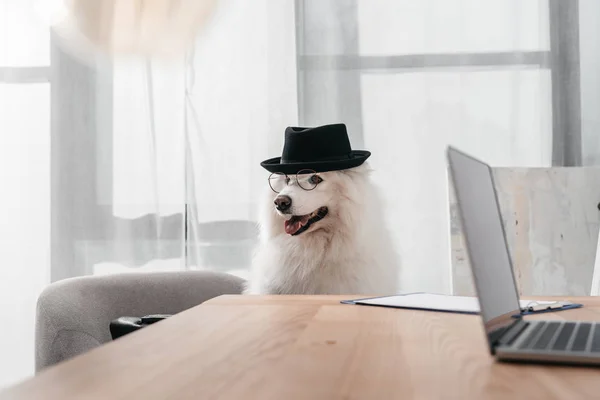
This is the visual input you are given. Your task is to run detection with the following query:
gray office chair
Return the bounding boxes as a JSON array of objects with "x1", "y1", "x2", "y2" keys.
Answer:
[{"x1": 35, "y1": 270, "x2": 245, "y2": 372}]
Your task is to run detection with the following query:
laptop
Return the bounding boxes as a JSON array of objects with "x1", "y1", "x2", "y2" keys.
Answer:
[{"x1": 447, "y1": 146, "x2": 600, "y2": 366}]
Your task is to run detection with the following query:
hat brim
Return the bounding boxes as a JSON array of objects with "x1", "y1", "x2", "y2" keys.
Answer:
[{"x1": 260, "y1": 150, "x2": 371, "y2": 174}]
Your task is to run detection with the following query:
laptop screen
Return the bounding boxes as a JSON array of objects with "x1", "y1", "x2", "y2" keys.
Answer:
[{"x1": 447, "y1": 147, "x2": 521, "y2": 350}]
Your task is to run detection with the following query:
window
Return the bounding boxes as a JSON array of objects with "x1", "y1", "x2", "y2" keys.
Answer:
[{"x1": 295, "y1": 0, "x2": 576, "y2": 293}]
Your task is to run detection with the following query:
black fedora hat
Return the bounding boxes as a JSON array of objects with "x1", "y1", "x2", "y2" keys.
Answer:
[{"x1": 260, "y1": 123, "x2": 371, "y2": 174}]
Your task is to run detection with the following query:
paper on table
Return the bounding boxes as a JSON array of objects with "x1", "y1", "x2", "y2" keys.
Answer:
[{"x1": 351, "y1": 293, "x2": 560, "y2": 314}]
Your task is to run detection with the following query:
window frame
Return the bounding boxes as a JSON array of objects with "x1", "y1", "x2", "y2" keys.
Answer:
[{"x1": 294, "y1": 0, "x2": 581, "y2": 166}]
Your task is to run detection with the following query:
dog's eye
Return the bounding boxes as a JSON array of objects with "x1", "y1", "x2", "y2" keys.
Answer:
[{"x1": 309, "y1": 175, "x2": 323, "y2": 185}]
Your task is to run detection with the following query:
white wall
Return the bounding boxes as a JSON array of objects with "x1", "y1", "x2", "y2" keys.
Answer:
[{"x1": 580, "y1": 0, "x2": 600, "y2": 166}]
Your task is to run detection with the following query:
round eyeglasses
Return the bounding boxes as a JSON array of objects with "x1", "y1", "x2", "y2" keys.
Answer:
[{"x1": 268, "y1": 169, "x2": 323, "y2": 193}]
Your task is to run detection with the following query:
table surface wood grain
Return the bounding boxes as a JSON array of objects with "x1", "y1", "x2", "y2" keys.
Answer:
[{"x1": 3, "y1": 295, "x2": 600, "y2": 400}]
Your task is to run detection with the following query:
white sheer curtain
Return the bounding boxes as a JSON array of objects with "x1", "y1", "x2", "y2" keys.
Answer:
[
  {"x1": 0, "y1": 0, "x2": 597, "y2": 388},
  {"x1": 0, "y1": 0, "x2": 51, "y2": 388},
  {"x1": 185, "y1": 0, "x2": 296, "y2": 277},
  {"x1": 0, "y1": 0, "x2": 295, "y2": 386},
  {"x1": 296, "y1": 0, "x2": 554, "y2": 293}
]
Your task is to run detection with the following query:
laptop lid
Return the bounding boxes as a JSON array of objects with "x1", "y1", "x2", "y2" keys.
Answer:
[{"x1": 447, "y1": 146, "x2": 522, "y2": 352}]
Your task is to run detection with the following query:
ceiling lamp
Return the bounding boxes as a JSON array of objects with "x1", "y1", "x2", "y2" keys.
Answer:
[{"x1": 36, "y1": 0, "x2": 218, "y2": 59}]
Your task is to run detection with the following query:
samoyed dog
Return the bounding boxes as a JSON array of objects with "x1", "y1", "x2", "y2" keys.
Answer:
[{"x1": 244, "y1": 163, "x2": 399, "y2": 295}]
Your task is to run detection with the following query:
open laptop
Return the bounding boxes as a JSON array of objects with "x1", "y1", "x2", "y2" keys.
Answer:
[{"x1": 447, "y1": 146, "x2": 600, "y2": 366}]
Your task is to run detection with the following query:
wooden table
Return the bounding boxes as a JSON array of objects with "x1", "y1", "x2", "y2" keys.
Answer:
[{"x1": 3, "y1": 295, "x2": 600, "y2": 400}]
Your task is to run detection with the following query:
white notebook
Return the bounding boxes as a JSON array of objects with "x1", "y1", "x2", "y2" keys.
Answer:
[{"x1": 341, "y1": 293, "x2": 579, "y2": 315}]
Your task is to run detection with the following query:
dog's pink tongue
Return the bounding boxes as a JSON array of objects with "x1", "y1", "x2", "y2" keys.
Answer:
[
  {"x1": 284, "y1": 219, "x2": 301, "y2": 235},
  {"x1": 284, "y1": 216, "x2": 310, "y2": 235}
]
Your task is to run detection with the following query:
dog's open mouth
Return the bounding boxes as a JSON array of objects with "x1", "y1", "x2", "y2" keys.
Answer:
[{"x1": 284, "y1": 207, "x2": 328, "y2": 236}]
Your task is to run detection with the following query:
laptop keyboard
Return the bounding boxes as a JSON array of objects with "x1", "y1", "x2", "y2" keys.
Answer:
[
  {"x1": 518, "y1": 321, "x2": 600, "y2": 352},
  {"x1": 572, "y1": 323, "x2": 592, "y2": 351},
  {"x1": 518, "y1": 322, "x2": 546, "y2": 349},
  {"x1": 552, "y1": 322, "x2": 576, "y2": 351},
  {"x1": 532, "y1": 322, "x2": 560, "y2": 350},
  {"x1": 592, "y1": 324, "x2": 600, "y2": 352}
]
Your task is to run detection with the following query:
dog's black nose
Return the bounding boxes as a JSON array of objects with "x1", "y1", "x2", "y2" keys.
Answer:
[{"x1": 274, "y1": 195, "x2": 292, "y2": 211}]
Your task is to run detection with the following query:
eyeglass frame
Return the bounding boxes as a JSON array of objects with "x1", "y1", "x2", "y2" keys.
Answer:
[{"x1": 268, "y1": 169, "x2": 322, "y2": 193}]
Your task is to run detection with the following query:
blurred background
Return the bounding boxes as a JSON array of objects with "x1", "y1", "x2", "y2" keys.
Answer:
[{"x1": 1, "y1": 0, "x2": 599, "y2": 387}]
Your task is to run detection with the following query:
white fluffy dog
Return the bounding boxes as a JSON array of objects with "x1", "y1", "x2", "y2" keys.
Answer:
[{"x1": 245, "y1": 163, "x2": 399, "y2": 295}]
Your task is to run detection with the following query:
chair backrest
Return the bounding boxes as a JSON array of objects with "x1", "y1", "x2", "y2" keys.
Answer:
[{"x1": 449, "y1": 167, "x2": 600, "y2": 296}]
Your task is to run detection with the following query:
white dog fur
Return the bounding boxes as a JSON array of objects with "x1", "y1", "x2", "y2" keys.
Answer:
[{"x1": 245, "y1": 163, "x2": 399, "y2": 295}]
